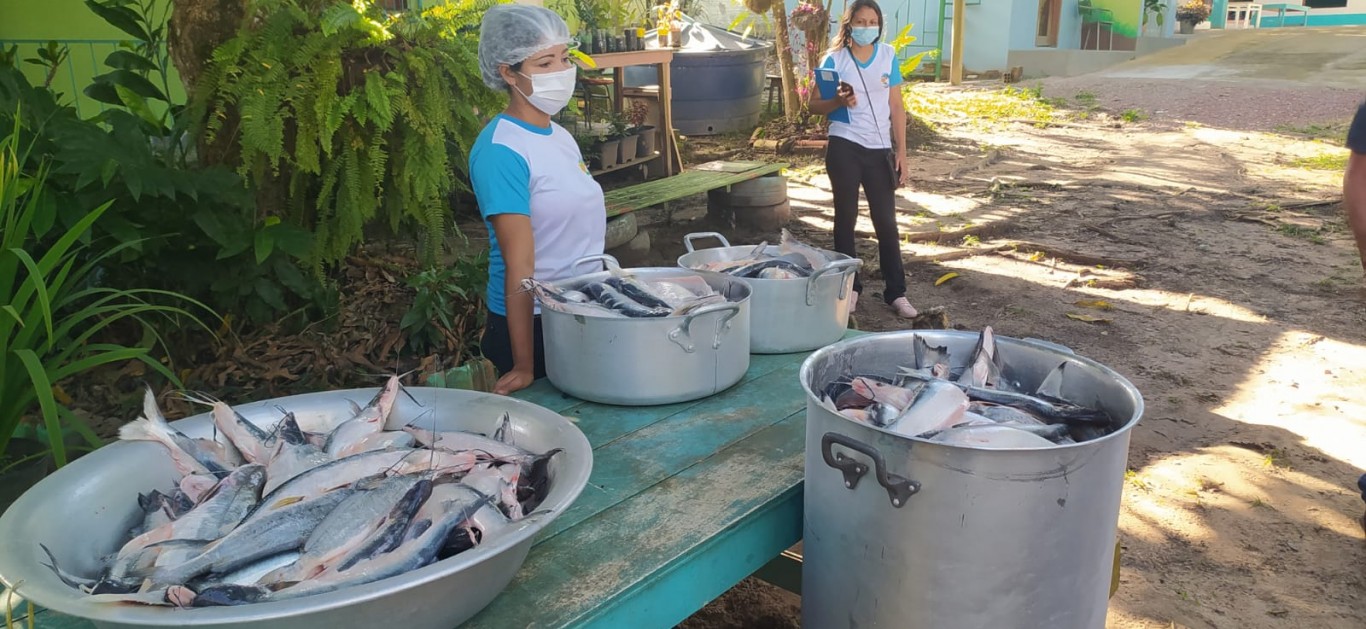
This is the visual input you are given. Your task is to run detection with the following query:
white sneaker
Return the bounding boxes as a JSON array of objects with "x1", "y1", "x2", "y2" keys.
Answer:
[
  {"x1": 848, "y1": 291, "x2": 859, "y2": 315},
  {"x1": 890, "y1": 297, "x2": 918, "y2": 319}
]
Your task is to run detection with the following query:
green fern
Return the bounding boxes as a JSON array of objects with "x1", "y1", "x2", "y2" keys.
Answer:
[{"x1": 196, "y1": 0, "x2": 506, "y2": 270}]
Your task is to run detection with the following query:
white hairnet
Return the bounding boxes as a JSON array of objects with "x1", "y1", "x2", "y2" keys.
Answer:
[{"x1": 478, "y1": 4, "x2": 573, "y2": 91}]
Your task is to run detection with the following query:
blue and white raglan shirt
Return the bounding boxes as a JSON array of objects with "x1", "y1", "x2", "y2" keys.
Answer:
[
  {"x1": 819, "y1": 42, "x2": 902, "y2": 150},
  {"x1": 469, "y1": 114, "x2": 606, "y2": 316}
]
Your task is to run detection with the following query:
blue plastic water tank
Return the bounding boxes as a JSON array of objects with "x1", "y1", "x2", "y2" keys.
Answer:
[{"x1": 623, "y1": 20, "x2": 773, "y2": 137}]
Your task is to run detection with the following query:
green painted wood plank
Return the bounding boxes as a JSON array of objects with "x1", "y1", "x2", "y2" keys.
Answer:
[
  {"x1": 603, "y1": 162, "x2": 788, "y2": 217},
  {"x1": 533, "y1": 359, "x2": 807, "y2": 541},
  {"x1": 461, "y1": 411, "x2": 806, "y2": 629}
]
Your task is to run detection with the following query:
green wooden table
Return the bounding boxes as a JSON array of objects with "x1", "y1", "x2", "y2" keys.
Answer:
[{"x1": 17, "y1": 333, "x2": 845, "y2": 629}]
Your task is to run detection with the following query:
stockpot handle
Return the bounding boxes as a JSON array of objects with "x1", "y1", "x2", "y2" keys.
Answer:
[
  {"x1": 804, "y1": 258, "x2": 863, "y2": 306},
  {"x1": 821, "y1": 432, "x2": 920, "y2": 509},
  {"x1": 574, "y1": 253, "x2": 623, "y2": 273},
  {"x1": 668, "y1": 301, "x2": 741, "y2": 353},
  {"x1": 682, "y1": 232, "x2": 731, "y2": 253}
]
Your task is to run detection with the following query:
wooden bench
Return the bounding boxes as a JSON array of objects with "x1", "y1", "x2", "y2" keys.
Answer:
[
  {"x1": 1261, "y1": 3, "x2": 1310, "y2": 26},
  {"x1": 603, "y1": 160, "x2": 789, "y2": 219}
]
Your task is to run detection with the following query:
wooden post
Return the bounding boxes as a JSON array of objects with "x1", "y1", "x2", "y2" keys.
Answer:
[{"x1": 950, "y1": 0, "x2": 965, "y2": 86}]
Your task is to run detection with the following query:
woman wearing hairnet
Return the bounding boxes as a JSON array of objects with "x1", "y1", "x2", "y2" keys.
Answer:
[{"x1": 471, "y1": 4, "x2": 605, "y2": 396}]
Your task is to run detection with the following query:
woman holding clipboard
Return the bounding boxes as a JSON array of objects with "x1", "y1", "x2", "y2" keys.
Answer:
[{"x1": 808, "y1": 0, "x2": 917, "y2": 319}]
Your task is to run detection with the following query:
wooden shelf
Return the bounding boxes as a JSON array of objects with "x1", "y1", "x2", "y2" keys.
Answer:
[{"x1": 592, "y1": 151, "x2": 661, "y2": 176}]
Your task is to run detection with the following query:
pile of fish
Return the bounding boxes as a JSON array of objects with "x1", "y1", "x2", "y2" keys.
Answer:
[
  {"x1": 524, "y1": 269, "x2": 730, "y2": 319},
  {"x1": 684, "y1": 229, "x2": 835, "y2": 280},
  {"x1": 818, "y1": 327, "x2": 1116, "y2": 448},
  {"x1": 39, "y1": 377, "x2": 559, "y2": 609}
]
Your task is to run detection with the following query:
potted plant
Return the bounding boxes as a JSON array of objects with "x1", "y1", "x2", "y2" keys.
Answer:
[
  {"x1": 626, "y1": 98, "x2": 656, "y2": 157},
  {"x1": 1176, "y1": 1, "x2": 1210, "y2": 34},
  {"x1": 607, "y1": 112, "x2": 636, "y2": 165}
]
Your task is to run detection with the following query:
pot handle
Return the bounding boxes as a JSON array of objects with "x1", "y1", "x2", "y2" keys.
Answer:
[
  {"x1": 574, "y1": 253, "x2": 623, "y2": 273},
  {"x1": 668, "y1": 301, "x2": 741, "y2": 353},
  {"x1": 821, "y1": 432, "x2": 920, "y2": 509},
  {"x1": 682, "y1": 232, "x2": 731, "y2": 253},
  {"x1": 804, "y1": 258, "x2": 864, "y2": 306}
]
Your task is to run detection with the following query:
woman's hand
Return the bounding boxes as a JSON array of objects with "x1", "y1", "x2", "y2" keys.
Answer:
[
  {"x1": 895, "y1": 153, "x2": 908, "y2": 187},
  {"x1": 837, "y1": 81, "x2": 858, "y2": 109},
  {"x1": 493, "y1": 366, "x2": 536, "y2": 396}
]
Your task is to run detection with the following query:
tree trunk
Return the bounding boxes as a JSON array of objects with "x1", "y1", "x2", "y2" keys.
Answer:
[
  {"x1": 168, "y1": 0, "x2": 246, "y2": 97},
  {"x1": 167, "y1": 0, "x2": 247, "y2": 167},
  {"x1": 769, "y1": 3, "x2": 800, "y2": 120}
]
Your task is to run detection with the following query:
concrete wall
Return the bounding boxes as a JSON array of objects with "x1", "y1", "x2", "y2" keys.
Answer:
[
  {"x1": 960, "y1": 0, "x2": 1020, "y2": 71},
  {"x1": 1258, "y1": 0, "x2": 1366, "y2": 27},
  {"x1": 1006, "y1": 33, "x2": 1184, "y2": 77}
]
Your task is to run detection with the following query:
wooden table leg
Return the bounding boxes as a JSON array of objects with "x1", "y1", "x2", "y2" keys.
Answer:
[{"x1": 657, "y1": 60, "x2": 677, "y2": 177}]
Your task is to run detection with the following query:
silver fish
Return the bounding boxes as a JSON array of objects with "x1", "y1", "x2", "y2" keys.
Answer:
[
  {"x1": 118, "y1": 464, "x2": 266, "y2": 560},
  {"x1": 779, "y1": 228, "x2": 830, "y2": 271},
  {"x1": 402, "y1": 419, "x2": 526, "y2": 460},
  {"x1": 149, "y1": 485, "x2": 356, "y2": 585},
  {"x1": 263, "y1": 475, "x2": 431, "y2": 584},
  {"x1": 117, "y1": 385, "x2": 229, "y2": 479},
  {"x1": 323, "y1": 375, "x2": 401, "y2": 457}
]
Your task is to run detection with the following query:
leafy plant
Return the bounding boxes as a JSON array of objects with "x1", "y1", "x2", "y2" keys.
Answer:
[
  {"x1": 399, "y1": 240, "x2": 489, "y2": 359},
  {"x1": 24, "y1": 41, "x2": 70, "y2": 90},
  {"x1": 0, "y1": 111, "x2": 216, "y2": 470},
  {"x1": 195, "y1": 0, "x2": 506, "y2": 272},
  {"x1": 1176, "y1": 1, "x2": 1211, "y2": 23},
  {"x1": 1144, "y1": 0, "x2": 1169, "y2": 27}
]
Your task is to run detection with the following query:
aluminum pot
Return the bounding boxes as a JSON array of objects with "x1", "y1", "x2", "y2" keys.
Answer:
[
  {"x1": 799, "y1": 330, "x2": 1144, "y2": 629},
  {"x1": 541, "y1": 254, "x2": 752, "y2": 406},
  {"x1": 676, "y1": 232, "x2": 861, "y2": 354},
  {"x1": 0, "y1": 387, "x2": 593, "y2": 629}
]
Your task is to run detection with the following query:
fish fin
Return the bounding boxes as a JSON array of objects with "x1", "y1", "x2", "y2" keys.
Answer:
[
  {"x1": 39, "y1": 543, "x2": 99, "y2": 589},
  {"x1": 1035, "y1": 361, "x2": 1068, "y2": 399},
  {"x1": 493, "y1": 412, "x2": 513, "y2": 445}
]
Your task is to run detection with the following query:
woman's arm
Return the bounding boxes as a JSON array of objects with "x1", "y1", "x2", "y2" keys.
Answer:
[
  {"x1": 809, "y1": 82, "x2": 857, "y2": 116},
  {"x1": 889, "y1": 83, "x2": 908, "y2": 187},
  {"x1": 489, "y1": 214, "x2": 537, "y2": 395}
]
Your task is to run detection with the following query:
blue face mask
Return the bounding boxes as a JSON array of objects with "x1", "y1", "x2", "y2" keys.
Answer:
[{"x1": 851, "y1": 26, "x2": 879, "y2": 46}]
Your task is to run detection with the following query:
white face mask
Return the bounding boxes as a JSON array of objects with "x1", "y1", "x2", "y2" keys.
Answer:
[{"x1": 515, "y1": 66, "x2": 577, "y2": 115}]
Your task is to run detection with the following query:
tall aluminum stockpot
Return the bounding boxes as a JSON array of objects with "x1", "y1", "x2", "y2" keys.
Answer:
[
  {"x1": 675, "y1": 232, "x2": 861, "y2": 354},
  {"x1": 799, "y1": 330, "x2": 1144, "y2": 629},
  {"x1": 540, "y1": 254, "x2": 751, "y2": 406},
  {"x1": 0, "y1": 387, "x2": 593, "y2": 629}
]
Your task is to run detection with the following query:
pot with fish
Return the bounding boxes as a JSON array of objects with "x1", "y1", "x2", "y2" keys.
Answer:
[
  {"x1": 799, "y1": 327, "x2": 1144, "y2": 629},
  {"x1": 676, "y1": 230, "x2": 862, "y2": 354},
  {"x1": 527, "y1": 254, "x2": 752, "y2": 406}
]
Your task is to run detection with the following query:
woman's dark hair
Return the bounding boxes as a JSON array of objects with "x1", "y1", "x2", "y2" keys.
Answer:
[{"x1": 829, "y1": 0, "x2": 884, "y2": 53}]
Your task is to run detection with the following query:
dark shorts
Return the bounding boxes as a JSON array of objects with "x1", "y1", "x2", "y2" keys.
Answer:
[
  {"x1": 1358, "y1": 473, "x2": 1366, "y2": 504},
  {"x1": 479, "y1": 310, "x2": 546, "y2": 379},
  {"x1": 1348, "y1": 100, "x2": 1365, "y2": 154}
]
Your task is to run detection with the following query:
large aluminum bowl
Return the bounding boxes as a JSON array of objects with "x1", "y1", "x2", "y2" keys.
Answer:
[{"x1": 0, "y1": 386, "x2": 593, "y2": 629}]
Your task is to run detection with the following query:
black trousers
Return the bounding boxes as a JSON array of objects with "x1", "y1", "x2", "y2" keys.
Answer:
[
  {"x1": 480, "y1": 310, "x2": 547, "y2": 379},
  {"x1": 826, "y1": 135, "x2": 906, "y2": 303}
]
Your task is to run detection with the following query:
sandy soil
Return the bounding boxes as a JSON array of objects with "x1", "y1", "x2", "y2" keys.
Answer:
[{"x1": 653, "y1": 79, "x2": 1365, "y2": 629}]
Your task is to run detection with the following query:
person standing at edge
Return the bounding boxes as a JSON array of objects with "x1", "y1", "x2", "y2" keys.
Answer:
[
  {"x1": 1344, "y1": 100, "x2": 1366, "y2": 292},
  {"x1": 471, "y1": 5, "x2": 606, "y2": 396},
  {"x1": 807, "y1": 0, "x2": 918, "y2": 319}
]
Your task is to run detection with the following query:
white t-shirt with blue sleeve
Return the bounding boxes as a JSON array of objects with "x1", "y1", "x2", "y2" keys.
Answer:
[
  {"x1": 819, "y1": 43, "x2": 902, "y2": 150},
  {"x1": 469, "y1": 114, "x2": 606, "y2": 316}
]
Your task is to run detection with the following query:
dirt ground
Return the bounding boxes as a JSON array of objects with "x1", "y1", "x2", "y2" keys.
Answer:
[{"x1": 653, "y1": 75, "x2": 1365, "y2": 628}]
